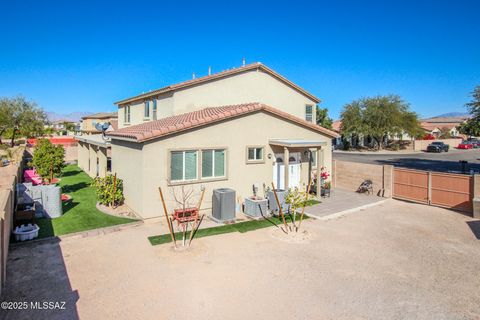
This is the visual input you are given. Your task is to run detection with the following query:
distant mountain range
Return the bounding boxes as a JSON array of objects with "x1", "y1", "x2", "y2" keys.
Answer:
[
  {"x1": 432, "y1": 112, "x2": 470, "y2": 118},
  {"x1": 46, "y1": 112, "x2": 93, "y2": 122}
]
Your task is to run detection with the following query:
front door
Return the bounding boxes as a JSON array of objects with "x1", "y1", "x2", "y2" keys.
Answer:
[{"x1": 273, "y1": 153, "x2": 301, "y2": 189}]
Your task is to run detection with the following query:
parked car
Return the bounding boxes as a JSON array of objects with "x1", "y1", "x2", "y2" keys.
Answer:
[
  {"x1": 467, "y1": 139, "x2": 480, "y2": 148},
  {"x1": 457, "y1": 141, "x2": 474, "y2": 149},
  {"x1": 426, "y1": 141, "x2": 449, "y2": 153}
]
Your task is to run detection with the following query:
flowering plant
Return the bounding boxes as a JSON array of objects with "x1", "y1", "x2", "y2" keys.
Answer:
[{"x1": 320, "y1": 167, "x2": 330, "y2": 180}]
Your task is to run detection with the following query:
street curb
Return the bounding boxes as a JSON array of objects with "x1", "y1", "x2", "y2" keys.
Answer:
[{"x1": 305, "y1": 199, "x2": 389, "y2": 221}]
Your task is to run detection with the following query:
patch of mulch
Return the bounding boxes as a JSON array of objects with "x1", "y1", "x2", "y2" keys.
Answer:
[{"x1": 96, "y1": 203, "x2": 139, "y2": 219}]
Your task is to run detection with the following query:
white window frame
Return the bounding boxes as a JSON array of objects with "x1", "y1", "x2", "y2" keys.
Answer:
[
  {"x1": 144, "y1": 100, "x2": 150, "y2": 119},
  {"x1": 152, "y1": 99, "x2": 157, "y2": 120},
  {"x1": 305, "y1": 105, "x2": 313, "y2": 123},
  {"x1": 201, "y1": 149, "x2": 226, "y2": 179},
  {"x1": 124, "y1": 105, "x2": 131, "y2": 124},
  {"x1": 246, "y1": 146, "x2": 265, "y2": 163},
  {"x1": 170, "y1": 150, "x2": 198, "y2": 182}
]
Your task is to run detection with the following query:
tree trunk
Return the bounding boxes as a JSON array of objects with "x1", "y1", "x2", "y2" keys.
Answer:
[
  {"x1": 374, "y1": 136, "x2": 382, "y2": 150},
  {"x1": 10, "y1": 129, "x2": 16, "y2": 147},
  {"x1": 0, "y1": 128, "x2": 4, "y2": 145}
]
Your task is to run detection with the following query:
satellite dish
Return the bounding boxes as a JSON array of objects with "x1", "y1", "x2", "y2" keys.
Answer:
[{"x1": 95, "y1": 122, "x2": 111, "y2": 141}]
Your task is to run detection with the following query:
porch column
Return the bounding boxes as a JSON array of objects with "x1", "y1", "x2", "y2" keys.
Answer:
[
  {"x1": 284, "y1": 147, "x2": 289, "y2": 190},
  {"x1": 316, "y1": 147, "x2": 322, "y2": 199}
]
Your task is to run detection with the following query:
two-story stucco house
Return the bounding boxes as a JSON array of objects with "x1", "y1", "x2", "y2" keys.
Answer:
[
  {"x1": 115, "y1": 62, "x2": 319, "y2": 128},
  {"x1": 102, "y1": 62, "x2": 337, "y2": 220}
]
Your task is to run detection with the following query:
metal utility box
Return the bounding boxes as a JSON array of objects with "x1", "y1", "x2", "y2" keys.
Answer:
[
  {"x1": 212, "y1": 188, "x2": 236, "y2": 223},
  {"x1": 267, "y1": 189, "x2": 289, "y2": 214}
]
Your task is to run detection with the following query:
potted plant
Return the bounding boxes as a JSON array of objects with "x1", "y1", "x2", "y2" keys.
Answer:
[{"x1": 321, "y1": 181, "x2": 331, "y2": 197}]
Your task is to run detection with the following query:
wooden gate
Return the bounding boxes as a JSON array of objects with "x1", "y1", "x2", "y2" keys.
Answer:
[{"x1": 393, "y1": 168, "x2": 473, "y2": 213}]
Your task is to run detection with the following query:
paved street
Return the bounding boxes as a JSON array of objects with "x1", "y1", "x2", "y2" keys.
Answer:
[{"x1": 333, "y1": 149, "x2": 480, "y2": 173}]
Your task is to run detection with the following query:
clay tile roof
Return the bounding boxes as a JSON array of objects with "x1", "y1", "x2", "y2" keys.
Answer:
[
  {"x1": 114, "y1": 63, "x2": 320, "y2": 105},
  {"x1": 332, "y1": 120, "x2": 342, "y2": 133},
  {"x1": 107, "y1": 102, "x2": 338, "y2": 143}
]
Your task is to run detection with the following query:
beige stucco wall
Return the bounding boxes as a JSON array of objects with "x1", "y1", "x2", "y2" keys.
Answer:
[
  {"x1": 112, "y1": 111, "x2": 332, "y2": 220},
  {"x1": 111, "y1": 140, "x2": 144, "y2": 215},
  {"x1": 117, "y1": 69, "x2": 318, "y2": 128},
  {"x1": 77, "y1": 141, "x2": 109, "y2": 178},
  {"x1": 77, "y1": 142, "x2": 89, "y2": 172}
]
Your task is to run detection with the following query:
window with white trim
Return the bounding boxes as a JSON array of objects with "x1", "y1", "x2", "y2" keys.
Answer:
[
  {"x1": 124, "y1": 106, "x2": 131, "y2": 124},
  {"x1": 153, "y1": 99, "x2": 157, "y2": 120},
  {"x1": 201, "y1": 149, "x2": 226, "y2": 178},
  {"x1": 305, "y1": 105, "x2": 313, "y2": 122},
  {"x1": 144, "y1": 100, "x2": 150, "y2": 118},
  {"x1": 247, "y1": 147, "x2": 264, "y2": 162},
  {"x1": 170, "y1": 150, "x2": 198, "y2": 182}
]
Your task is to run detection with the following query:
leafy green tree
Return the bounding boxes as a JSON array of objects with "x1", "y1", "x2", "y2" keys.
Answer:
[
  {"x1": 340, "y1": 95, "x2": 421, "y2": 150},
  {"x1": 459, "y1": 86, "x2": 480, "y2": 137},
  {"x1": 340, "y1": 100, "x2": 364, "y2": 148},
  {"x1": 316, "y1": 106, "x2": 333, "y2": 129},
  {"x1": 0, "y1": 96, "x2": 47, "y2": 146},
  {"x1": 32, "y1": 139, "x2": 65, "y2": 182}
]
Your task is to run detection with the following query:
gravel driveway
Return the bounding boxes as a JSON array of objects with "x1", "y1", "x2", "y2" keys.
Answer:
[{"x1": 2, "y1": 200, "x2": 480, "y2": 320}]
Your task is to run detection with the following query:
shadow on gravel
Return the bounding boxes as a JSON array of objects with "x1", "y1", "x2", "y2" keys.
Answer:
[
  {"x1": 467, "y1": 221, "x2": 480, "y2": 240},
  {"x1": 1, "y1": 238, "x2": 79, "y2": 320}
]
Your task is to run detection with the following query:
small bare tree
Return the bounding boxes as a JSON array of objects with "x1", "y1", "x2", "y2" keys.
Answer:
[
  {"x1": 157, "y1": 185, "x2": 206, "y2": 249},
  {"x1": 271, "y1": 178, "x2": 313, "y2": 234},
  {"x1": 171, "y1": 185, "x2": 196, "y2": 247}
]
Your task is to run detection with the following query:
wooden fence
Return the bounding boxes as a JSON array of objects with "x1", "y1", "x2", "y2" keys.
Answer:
[{"x1": 393, "y1": 168, "x2": 473, "y2": 213}]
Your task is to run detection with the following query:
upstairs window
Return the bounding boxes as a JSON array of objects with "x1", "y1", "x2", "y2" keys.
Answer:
[
  {"x1": 144, "y1": 100, "x2": 150, "y2": 119},
  {"x1": 305, "y1": 105, "x2": 313, "y2": 123},
  {"x1": 153, "y1": 99, "x2": 157, "y2": 120},
  {"x1": 124, "y1": 106, "x2": 131, "y2": 124}
]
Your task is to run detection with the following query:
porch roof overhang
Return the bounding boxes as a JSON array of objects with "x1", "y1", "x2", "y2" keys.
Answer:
[
  {"x1": 269, "y1": 139, "x2": 327, "y2": 148},
  {"x1": 75, "y1": 134, "x2": 111, "y2": 148}
]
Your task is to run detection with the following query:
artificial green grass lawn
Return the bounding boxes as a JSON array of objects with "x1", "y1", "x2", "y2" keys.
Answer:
[
  {"x1": 148, "y1": 213, "x2": 311, "y2": 246},
  {"x1": 36, "y1": 165, "x2": 135, "y2": 238}
]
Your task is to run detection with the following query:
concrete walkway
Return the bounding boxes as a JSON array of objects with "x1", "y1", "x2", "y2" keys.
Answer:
[{"x1": 305, "y1": 188, "x2": 387, "y2": 220}]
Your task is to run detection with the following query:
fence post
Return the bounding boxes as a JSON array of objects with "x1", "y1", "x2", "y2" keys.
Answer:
[
  {"x1": 474, "y1": 174, "x2": 480, "y2": 219},
  {"x1": 427, "y1": 171, "x2": 432, "y2": 204}
]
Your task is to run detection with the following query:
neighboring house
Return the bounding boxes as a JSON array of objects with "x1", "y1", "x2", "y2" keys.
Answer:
[
  {"x1": 107, "y1": 103, "x2": 337, "y2": 220},
  {"x1": 331, "y1": 119, "x2": 415, "y2": 149},
  {"x1": 44, "y1": 120, "x2": 78, "y2": 136},
  {"x1": 80, "y1": 112, "x2": 118, "y2": 134},
  {"x1": 420, "y1": 116, "x2": 468, "y2": 138},
  {"x1": 75, "y1": 112, "x2": 117, "y2": 178},
  {"x1": 114, "y1": 62, "x2": 320, "y2": 128}
]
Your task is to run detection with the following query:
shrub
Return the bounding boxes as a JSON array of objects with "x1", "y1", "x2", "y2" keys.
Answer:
[
  {"x1": 92, "y1": 174, "x2": 124, "y2": 207},
  {"x1": 422, "y1": 134, "x2": 436, "y2": 140},
  {"x1": 32, "y1": 139, "x2": 65, "y2": 182}
]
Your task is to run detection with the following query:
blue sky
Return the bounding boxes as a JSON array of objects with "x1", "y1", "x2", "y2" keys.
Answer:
[{"x1": 1, "y1": 0, "x2": 479, "y2": 119}]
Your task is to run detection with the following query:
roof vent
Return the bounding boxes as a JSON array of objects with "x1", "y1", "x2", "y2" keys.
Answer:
[
  {"x1": 208, "y1": 66, "x2": 211, "y2": 75},
  {"x1": 242, "y1": 57, "x2": 246, "y2": 66},
  {"x1": 192, "y1": 72, "x2": 196, "y2": 79}
]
